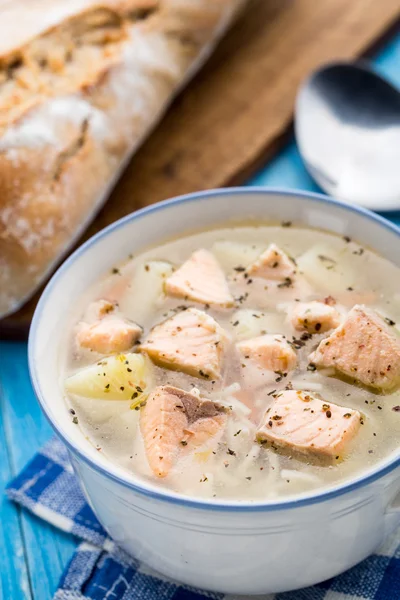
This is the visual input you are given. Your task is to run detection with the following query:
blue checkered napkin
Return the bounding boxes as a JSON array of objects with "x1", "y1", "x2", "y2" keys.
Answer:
[{"x1": 6, "y1": 437, "x2": 400, "y2": 600}]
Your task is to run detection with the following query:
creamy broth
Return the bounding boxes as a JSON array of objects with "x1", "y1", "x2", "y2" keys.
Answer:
[{"x1": 62, "y1": 225, "x2": 400, "y2": 501}]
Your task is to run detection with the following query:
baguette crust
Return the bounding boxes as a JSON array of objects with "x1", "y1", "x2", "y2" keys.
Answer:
[{"x1": 0, "y1": 0, "x2": 246, "y2": 317}]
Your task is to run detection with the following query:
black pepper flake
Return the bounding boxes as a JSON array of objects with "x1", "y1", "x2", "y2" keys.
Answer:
[
  {"x1": 234, "y1": 430, "x2": 242, "y2": 436},
  {"x1": 300, "y1": 332, "x2": 312, "y2": 341},
  {"x1": 69, "y1": 408, "x2": 76, "y2": 415},
  {"x1": 326, "y1": 410, "x2": 332, "y2": 418},
  {"x1": 315, "y1": 322, "x2": 322, "y2": 332},
  {"x1": 180, "y1": 440, "x2": 188, "y2": 446},
  {"x1": 144, "y1": 264, "x2": 150, "y2": 271},
  {"x1": 281, "y1": 221, "x2": 292, "y2": 227},
  {"x1": 72, "y1": 416, "x2": 78, "y2": 425},
  {"x1": 307, "y1": 363, "x2": 317, "y2": 372},
  {"x1": 200, "y1": 476, "x2": 208, "y2": 482},
  {"x1": 235, "y1": 292, "x2": 249, "y2": 304},
  {"x1": 111, "y1": 267, "x2": 120, "y2": 275},
  {"x1": 267, "y1": 389, "x2": 277, "y2": 396},
  {"x1": 343, "y1": 236, "x2": 351, "y2": 243},
  {"x1": 176, "y1": 305, "x2": 188, "y2": 312},
  {"x1": 227, "y1": 448, "x2": 236, "y2": 456},
  {"x1": 353, "y1": 248, "x2": 364, "y2": 256},
  {"x1": 131, "y1": 391, "x2": 139, "y2": 399},
  {"x1": 318, "y1": 255, "x2": 336, "y2": 264},
  {"x1": 136, "y1": 386, "x2": 143, "y2": 393},
  {"x1": 199, "y1": 369, "x2": 210, "y2": 379},
  {"x1": 234, "y1": 266, "x2": 246, "y2": 272},
  {"x1": 232, "y1": 320, "x2": 239, "y2": 327},
  {"x1": 393, "y1": 406, "x2": 400, "y2": 412},
  {"x1": 105, "y1": 383, "x2": 110, "y2": 389},
  {"x1": 277, "y1": 277, "x2": 293, "y2": 288},
  {"x1": 120, "y1": 386, "x2": 125, "y2": 391},
  {"x1": 245, "y1": 476, "x2": 252, "y2": 481},
  {"x1": 127, "y1": 367, "x2": 132, "y2": 372},
  {"x1": 246, "y1": 278, "x2": 253, "y2": 285},
  {"x1": 384, "y1": 317, "x2": 396, "y2": 326},
  {"x1": 343, "y1": 413, "x2": 352, "y2": 419}
]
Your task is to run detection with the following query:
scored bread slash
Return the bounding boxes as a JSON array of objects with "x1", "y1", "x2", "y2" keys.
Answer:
[
  {"x1": 165, "y1": 249, "x2": 234, "y2": 308},
  {"x1": 288, "y1": 300, "x2": 341, "y2": 334},
  {"x1": 237, "y1": 334, "x2": 297, "y2": 373},
  {"x1": 77, "y1": 317, "x2": 142, "y2": 354},
  {"x1": 256, "y1": 390, "x2": 361, "y2": 458},
  {"x1": 140, "y1": 385, "x2": 227, "y2": 477},
  {"x1": 310, "y1": 305, "x2": 400, "y2": 390},
  {"x1": 245, "y1": 243, "x2": 296, "y2": 281},
  {"x1": 140, "y1": 307, "x2": 229, "y2": 379}
]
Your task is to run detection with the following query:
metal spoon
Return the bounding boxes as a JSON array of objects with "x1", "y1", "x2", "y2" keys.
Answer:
[{"x1": 295, "y1": 62, "x2": 400, "y2": 211}]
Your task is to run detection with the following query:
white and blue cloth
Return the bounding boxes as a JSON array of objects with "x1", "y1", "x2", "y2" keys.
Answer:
[{"x1": 6, "y1": 437, "x2": 400, "y2": 600}]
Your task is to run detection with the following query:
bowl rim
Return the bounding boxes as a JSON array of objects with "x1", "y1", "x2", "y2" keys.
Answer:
[{"x1": 29, "y1": 187, "x2": 400, "y2": 512}]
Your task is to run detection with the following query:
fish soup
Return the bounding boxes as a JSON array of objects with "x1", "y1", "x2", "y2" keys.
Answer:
[{"x1": 62, "y1": 225, "x2": 400, "y2": 501}]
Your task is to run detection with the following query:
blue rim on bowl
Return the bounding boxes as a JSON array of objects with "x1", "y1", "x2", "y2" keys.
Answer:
[{"x1": 28, "y1": 187, "x2": 400, "y2": 512}]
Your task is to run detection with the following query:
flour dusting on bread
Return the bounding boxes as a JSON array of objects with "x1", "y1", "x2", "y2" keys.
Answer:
[{"x1": 0, "y1": 0, "x2": 246, "y2": 318}]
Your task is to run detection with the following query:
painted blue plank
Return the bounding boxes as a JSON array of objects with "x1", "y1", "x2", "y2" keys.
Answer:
[
  {"x1": 374, "y1": 33, "x2": 400, "y2": 88},
  {"x1": 0, "y1": 342, "x2": 76, "y2": 600},
  {"x1": 0, "y1": 378, "x2": 32, "y2": 600}
]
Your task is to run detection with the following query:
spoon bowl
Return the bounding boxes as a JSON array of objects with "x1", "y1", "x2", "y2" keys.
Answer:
[{"x1": 295, "y1": 62, "x2": 400, "y2": 211}]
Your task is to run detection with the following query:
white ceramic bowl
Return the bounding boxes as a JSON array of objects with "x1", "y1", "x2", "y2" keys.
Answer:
[{"x1": 29, "y1": 188, "x2": 400, "y2": 595}]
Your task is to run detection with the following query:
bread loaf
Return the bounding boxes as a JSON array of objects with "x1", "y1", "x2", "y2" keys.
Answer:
[{"x1": 0, "y1": 0, "x2": 246, "y2": 318}]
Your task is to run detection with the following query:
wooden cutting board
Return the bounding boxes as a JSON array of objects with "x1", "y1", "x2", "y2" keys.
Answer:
[{"x1": 2, "y1": 0, "x2": 399, "y2": 339}]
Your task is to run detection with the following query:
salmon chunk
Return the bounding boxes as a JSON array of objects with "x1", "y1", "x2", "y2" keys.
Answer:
[
  {"x1": 140, "y1": 308, "x2": 228, "y2": 379},
  {"x1": 310, "y1": 305, "x2": 400, "y2": 390},
  {"x1": 140, "y1": 385, "x2": 227, "y2": 477},
  {"x1": 246, "y1": 243, "x2": 296, "y2": 281},
  {"x1": 77, "y1": 318, "x2": 142, "y2": 354},
  {"x1": 237, "y1": 334, "x2": 297, "y2": 373},
  {"x1": 256, "y1": 390, "x2": 361, "y2": 457},
  {"x1": 165, "y1": 249, "x2": 233, "y2": 307},
  {"x1": 289, "y1": 301, "x2": 341, "y2": 333}
]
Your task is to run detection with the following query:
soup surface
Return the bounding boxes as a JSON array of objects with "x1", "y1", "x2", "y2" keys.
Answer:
[{"x1": 62, "y1": 225, "x2": 400, "y2": 501}]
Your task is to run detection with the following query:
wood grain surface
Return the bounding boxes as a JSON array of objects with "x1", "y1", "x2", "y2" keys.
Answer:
[{"x1": 1, "y1": 0, "x2": 399, "y2": 338}]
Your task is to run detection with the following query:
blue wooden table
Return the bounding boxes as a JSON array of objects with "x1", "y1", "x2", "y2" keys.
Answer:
[{"x1": 1, "y1": 34, "x2": 400, "y2": 600}]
